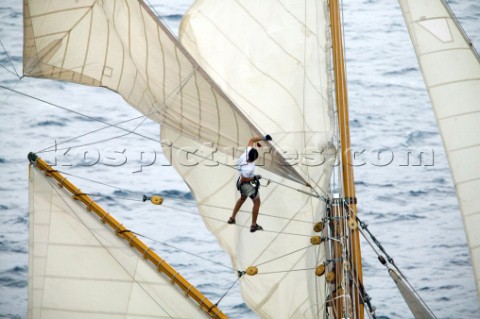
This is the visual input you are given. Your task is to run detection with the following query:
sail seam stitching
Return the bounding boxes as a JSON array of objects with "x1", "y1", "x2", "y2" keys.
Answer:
[
  {"x1": 429, "y1": 77, "x2": 480, "y2": 89},
  {"x1": 438, "y1": 109, "x2": 480, "y2": 121}
]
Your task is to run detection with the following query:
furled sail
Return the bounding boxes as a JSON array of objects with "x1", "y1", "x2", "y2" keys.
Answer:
[
  {"x1": 23, "y1": 0, "x2": 303, "y2": 183},
  {"x1": 163, "y1": 1, "x2": 336, "y2": 318},
  {"x1": 28, "y1": 156, "x2": 224, "y2": 318},
  {"x1": 398, "y1": 0, "x2": 480, "y2": 303}
]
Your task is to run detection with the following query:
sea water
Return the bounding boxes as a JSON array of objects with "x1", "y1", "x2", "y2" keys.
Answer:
[{"x1": 0, "y1": 0, "x2": 479, "y2": 318}]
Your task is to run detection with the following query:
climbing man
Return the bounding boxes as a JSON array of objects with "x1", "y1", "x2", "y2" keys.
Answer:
[{"x1": 228, "y1": 134, "x2": 272, "y2": 232}]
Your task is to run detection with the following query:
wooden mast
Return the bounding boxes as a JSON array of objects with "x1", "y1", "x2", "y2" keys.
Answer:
[{"x1": 329, "y1": 0, "x2": 365, "y2": 318}]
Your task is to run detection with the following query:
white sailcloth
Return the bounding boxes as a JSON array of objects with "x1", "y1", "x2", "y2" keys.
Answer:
[
  {"x1": 166, "y1": 1, "x2": 336, "y2": 318},
  {"x1": 28, "y1": 165, "x2": 212, "y2": 318},
  {"x1": 398, "y1": 0, "x2": 480, "y2": 304}
]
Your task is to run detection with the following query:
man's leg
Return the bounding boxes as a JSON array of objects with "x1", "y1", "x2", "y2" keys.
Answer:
[
  {"x1": 251, "y1": 196, "x2": 261, "y2": 226},
  {"x1": 230, "y1": 196, "x2": 247, "y2": 221}
]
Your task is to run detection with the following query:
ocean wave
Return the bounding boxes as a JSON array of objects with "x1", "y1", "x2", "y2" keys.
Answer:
[
  {"x1": 34, "y1": 120, "x2": 66, "y2": 127},
  {"x1": 383, "y1": 67, "x2": 418, "y2": 76},
  {"x1": 405, "y1": 130, "x2": 437, "y2": 146},
  {"x1": 0, "y1": 266, "x2": 27, "y2": 289}
]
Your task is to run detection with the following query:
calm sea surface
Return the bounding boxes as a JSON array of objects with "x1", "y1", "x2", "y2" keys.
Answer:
[{"x1": 0, "y1": 0, "x2": 479, "y2": 318}]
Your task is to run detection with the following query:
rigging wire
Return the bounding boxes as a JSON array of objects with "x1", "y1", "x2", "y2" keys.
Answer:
[
  {"x1": 121, "y1": 230, "x2": 237, "y2": 272},
  {"x1": 254, "y1": 244, "x2": 314, "y2": 267},
  {"x1": 38, "y1": 115, "x2": 151, "y2": 154},
  {"x1": 257, "y1": 267, "x2": 317, "y2": 275},
  {"x1": 37, "y1": 114, "x2": 149, "y2": 153},
  {"x1": 0, "y1": 62, "x2": 19, "y2": 78},
  {"x1": 0, "y1": 39, "x2": 20, "y2": 79},
  {"x1": 211, "y1": 276, "x2": 243, "y2": 311},
  {"x1": 0, "y1": 85, "x2": 160, "y2": 145}
]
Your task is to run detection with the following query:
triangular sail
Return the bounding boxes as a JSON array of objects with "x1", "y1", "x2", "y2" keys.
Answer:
[
  {"x1": 28, "y1": 155, "x2": 225, "y2": 318},
  {"x1": 22, "y1": 0, "x2": 304, "y2": 183},
  {"x1": 398, "y1": 0, "x2": 480, "y2": 303}
]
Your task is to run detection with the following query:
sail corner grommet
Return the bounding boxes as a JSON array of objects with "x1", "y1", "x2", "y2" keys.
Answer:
[
  {"x1": 313, "y1": 222, "x2": 324, "y2": 232},
  {"x1": 246, "y1": 266, "x2": 258, "y2": 276},
  {"x1": 310, "y1": 235, "x2": 323, "y2": 245},
  {"x1": 315, "y1": 264, "x2": 325, "y2": 277}
]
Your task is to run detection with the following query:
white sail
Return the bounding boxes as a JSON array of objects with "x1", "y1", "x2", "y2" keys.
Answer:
[
  {"x1": 164, "y1": 1, "x2": 336, "y2": 318},
  {"x1": 398, "y1": 0, "x2": 480, "y2": 303},
  {"x1": 28, "y1": 164, "x2": 215, "y2": 318},
  {"x1": 23, "y1": 0, "x2": 303, "y2": 183}
]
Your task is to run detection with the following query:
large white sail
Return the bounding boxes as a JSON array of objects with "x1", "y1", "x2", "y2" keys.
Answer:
[
  {"x1": 23, "y1": 0, "x2": 303, "y2": 183},
  {"x1": 398, "y1": 0, "x2": 480, "y2": 303},
  {"x1": 165, "y1": 1, "x2": 336, "y2": 318},
  {"x1": 28, "y1": 162, "x2": 220, "y2": 318}
]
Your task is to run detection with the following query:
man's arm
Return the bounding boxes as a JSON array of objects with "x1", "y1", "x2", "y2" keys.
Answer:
[{"x1": 247, "y1": 136, "x2": 264, "y2": 147}]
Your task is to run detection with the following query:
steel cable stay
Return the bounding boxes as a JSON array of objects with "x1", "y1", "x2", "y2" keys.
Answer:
[
  {"x1": 37, "y1": 115, "x2": 152, "y2": 154},
  {"x1": 0, "y1": 39, "x2": 20, "y2": 79},
  {"x1": 36, "y1": 114, "x2": 149, "y2": 153},
  {"x1": 254, "y1": 244, "x2": 315, "y2": 268},
  {"x1": 119, "y1": 230, "x2": 237, "y2": 273},
  {"x1": 0, "y1": 84, "x2": 160, "y2": 146}
]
